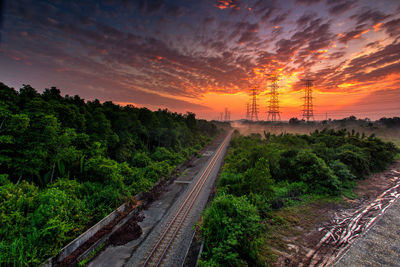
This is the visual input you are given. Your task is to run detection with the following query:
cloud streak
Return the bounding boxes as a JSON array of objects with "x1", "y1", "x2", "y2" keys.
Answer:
[{"x1": 0, "y1": 0, "x2": 399, "y2": 119}]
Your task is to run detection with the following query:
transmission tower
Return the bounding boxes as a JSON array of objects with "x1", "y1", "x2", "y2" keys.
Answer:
[
  {"x1": 249, "y1": 85, "x2": 259, "y2": 121},
  {"x1": 224, "y1": 107, "x2": 230, "y2": 121},
  {"x1": 245, "y1": 103, "x2": 250, "y2": 120},
  {"x1": 302, "y1": 79, "x2": 315, "y2": 122},
  {"x1": 267, "y1": 75, "x2": 281, "y2": 122}
]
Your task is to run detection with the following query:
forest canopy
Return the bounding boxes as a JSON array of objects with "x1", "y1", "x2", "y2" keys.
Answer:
[{"x1": 0, "y1": 82, "x2": 219, "y2": 265}]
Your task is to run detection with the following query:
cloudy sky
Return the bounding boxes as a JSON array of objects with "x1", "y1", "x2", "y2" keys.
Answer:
[{"x1": 1, "y1": 0, "x2": 399, "y2": 120}]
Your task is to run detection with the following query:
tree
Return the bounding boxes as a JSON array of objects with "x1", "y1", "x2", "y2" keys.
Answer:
[
  {"x1": 185, "y1": 112, "x2": 197, "y2": 133},
  {"x1": 42, "y1": 87, "x2": 62, "y2": 101},
  {"x1": 0, "y1": 81, "x2": 220, "y2": 264},
  {"x1": 289, "y1": 117, "x2": 301, "y2": 125}
]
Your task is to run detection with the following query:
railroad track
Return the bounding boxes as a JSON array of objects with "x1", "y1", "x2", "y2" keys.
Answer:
[{"x1": 142, "y1": 131, "x2": 233, "y2": 267}]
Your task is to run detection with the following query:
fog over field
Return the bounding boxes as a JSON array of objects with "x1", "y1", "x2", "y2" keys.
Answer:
[{"x1": 231, "y1": 120, "x2": 400, "y2": 147}]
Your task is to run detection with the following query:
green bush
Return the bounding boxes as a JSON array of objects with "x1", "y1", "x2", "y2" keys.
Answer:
[
  {"x1": 201, "y1": 129, "x2": 397, "y2": 265},
  {"x1": 130, "y1": 152, "x2": 151, "y2": 168},
  {"x1": 218, "y1": 172, "x2": 245, "y2": 196},
  {"x1": 329, "y1": 160, "x2": 356, "y2": 188},
  {"x1": 243, "y1": 158, "x2": 274, "y2": 197},
  {"x1": 336, "y1": 146, "x2": 370, "y2": 179},
  {"x1": 151, "y1": 147, "x2": 184, "y2": 165},
  {"x1": 200, "y1": 194, "x2": 263, "y2": 266},
  {"x1": 294, "y1": 150, "x2": 341, "y2": 195},
  {"x1": 84, "y1": 156, "x2": 120, "y2": 182},
  {"x1": 219, "y1": 158, "x2": 274, "y2": 199},
  {"x1": 0, "y1": 179, "x2": 90, "y2": 265}
]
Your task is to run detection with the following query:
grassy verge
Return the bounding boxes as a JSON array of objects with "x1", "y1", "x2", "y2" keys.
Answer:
[{"x1": 77, "y1": 242, "x2": 106, "y2": 266}]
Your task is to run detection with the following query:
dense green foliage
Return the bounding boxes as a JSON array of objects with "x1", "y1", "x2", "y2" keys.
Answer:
[
  {"x1": 199, "y1": 194, "x2": 263, "y2": 266},
  {"x1": 200, "y1": 129, "x2": 398, "y2": 266},
  {"x1": 0, "y1": 82, "x2": 219, "y2": 265}
]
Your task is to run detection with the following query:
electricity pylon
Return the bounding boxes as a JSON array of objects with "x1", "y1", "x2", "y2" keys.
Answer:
[
  {"x1": 249, "y1": 85, "x2": 259, "y2": 121},
  {"x1": 302, "y1": 79, "x2": 315, "y2": 122},
  {"x1": 267, "y1": 74, "x2": 281, "y2": 122},
  {"x1": 245, "y1": 103, "x2": 250, "y2": 120}
]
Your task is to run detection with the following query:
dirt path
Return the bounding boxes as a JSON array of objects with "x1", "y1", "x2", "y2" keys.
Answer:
[{"x1": 268, "y1": 161, "x2": 400, "y2": 267}]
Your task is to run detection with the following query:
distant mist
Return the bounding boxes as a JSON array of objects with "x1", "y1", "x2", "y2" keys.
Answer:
[{"x1": 231, "y1": 120, "x2": 400, "y2": 147}]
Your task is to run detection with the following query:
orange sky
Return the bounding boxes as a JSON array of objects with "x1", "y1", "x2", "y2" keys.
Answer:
[{"x1": 1, "y1": 0, "x2": 399, "y2": 120}]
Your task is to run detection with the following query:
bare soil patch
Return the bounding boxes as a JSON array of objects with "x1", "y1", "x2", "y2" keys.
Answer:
[
  {"x1": 109, "y1": 213, "x2": 144, "y2": 246},
  {"x1": 265, "y1": 161, "x2": 400, "y2": 267}
]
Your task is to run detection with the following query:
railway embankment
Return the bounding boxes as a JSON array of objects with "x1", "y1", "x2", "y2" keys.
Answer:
[{"x1": 87, "y1": 131, "x2": 232, "y2": 266}]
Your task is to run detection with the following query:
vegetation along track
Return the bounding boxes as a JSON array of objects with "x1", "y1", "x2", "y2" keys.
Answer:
[{"x1": 142, "y1": 130, "x2": 233, "y2": 267}]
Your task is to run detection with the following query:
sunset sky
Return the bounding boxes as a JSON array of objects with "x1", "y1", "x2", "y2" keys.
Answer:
[{"x1": 0, "y1": 0, "x2": 399, "y2": 120}]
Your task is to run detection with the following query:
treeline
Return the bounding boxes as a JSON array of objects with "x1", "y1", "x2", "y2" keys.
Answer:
[
  {"x1": 288, "y1": 115, "x2": 400, "y2": 128},
  {"x1": 200, "y1": 129, "x2": 398, "y2": 266},
  {"x1": 0, "y1": 82, "x2": 219, "y2": 265}
]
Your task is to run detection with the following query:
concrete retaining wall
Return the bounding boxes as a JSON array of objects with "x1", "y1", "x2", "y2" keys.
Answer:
[
  {"x1": 41, "y1": 152, "x2": 196, "y2": 266},
  {"x1": 42, "y1": 199, "x2": 136, "y2": 266},
  {"x1": 41, "y1": 177, "x2": 181, "y2": 266},
  {"x1": 57, "y1": 201, "x2": 128, "y2": 262}
]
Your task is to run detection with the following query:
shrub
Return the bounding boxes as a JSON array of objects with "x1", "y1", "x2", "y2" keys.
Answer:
[
  {"x1": 294, "y1": 150, "x2": 341, "y2": 195},
  {"x1": 329, "y1": 160, "x2": 356, "y2": 188},
  {"x1": 84, "y1": 156, "x2": 119, "y2": 182},
  {"x1": 218, "y1": 172, "x2": 245, "y2": 196},
  {"x1": 201, "y1": 130, "x2": 398, "y2": 265},
  {"x1": 200, "y1": 194, "x2": 263, "y2": 266},
  {"x1": 130, "y1": 152, "x2": 151, "y2": 168},
  {"x1": 336, "y1": 145, "x2": 370, "y2": 179},
  {"x1": 243, "y1": 158, "x2": 274, "y2": 197}
]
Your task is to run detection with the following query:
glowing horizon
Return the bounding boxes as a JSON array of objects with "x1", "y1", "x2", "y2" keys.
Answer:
[{"x1": 0, "y1": 0, "x2": 399, "y2": 120}]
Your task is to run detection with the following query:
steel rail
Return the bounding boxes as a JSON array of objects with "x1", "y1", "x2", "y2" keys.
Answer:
[
  {"x1": 142, "y1": 132, "x2": 230, "y2": 266},
  {"x1": 142, "y1": 132, "x2": 231, "y2": 266},
  {"x1": 142, "y1": 131, "x2": 232, "y2": 267}
]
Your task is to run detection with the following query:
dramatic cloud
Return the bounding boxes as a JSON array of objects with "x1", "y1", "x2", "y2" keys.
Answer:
[
  {"x1": 350, "y1": 8, "x2": 389, "y2": 25},
  {"x1": 270, "y1": 12, "x2": 290, "y2": 25},
  {"x1": 214, "y1": 0, "x2": 240, "y2": 10},
  {"x1": 338, "y1": 27, "x2": 369, "y2": 43},
  {"x1": 383, "y1": 18, "x2": 400, "y2": 37},
  {"x1": 311, "y1": 40, "x2": 400, "y2": 94},
  {"x1": 297, "y1": 11, "x2": 317, "y2": 26},
  {"x1": 328, "y1": 1, "x2": 355, "y2": 15},
  {"x1": 296, "y1": 0, "x2": 321, "y2": 5},
  {"x1": 0, "y1": 0, "x2": 399, "y2": 120},
  {"x1": 136, "y1": 0, "x2": 164, "y2": 14}
]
